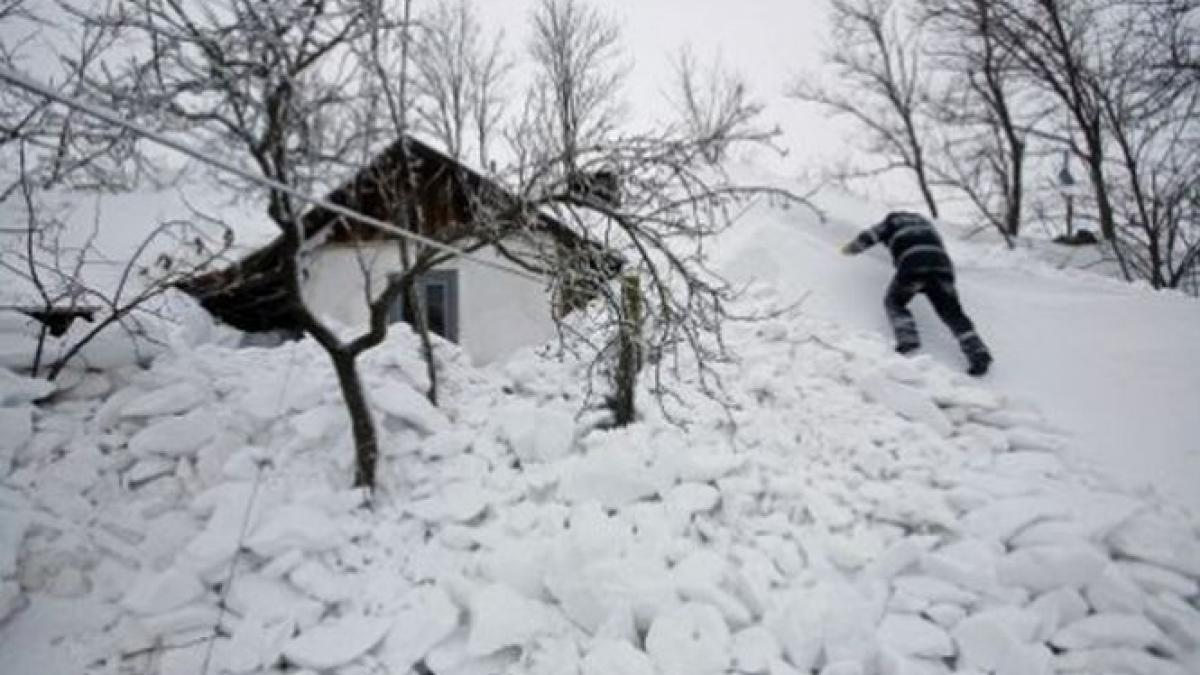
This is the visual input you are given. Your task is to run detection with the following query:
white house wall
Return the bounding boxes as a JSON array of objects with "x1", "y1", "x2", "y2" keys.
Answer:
[{"x1": 301, "y1": 242, "x2": 558, "y2": 364}]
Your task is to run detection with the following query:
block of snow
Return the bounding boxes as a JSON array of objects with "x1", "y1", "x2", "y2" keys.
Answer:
[
  {"x1": 0, "y1": 406, "x2": 31, "y2": 476},
  {"x1": 120, "y1": 382, "x2": 209, "y2": 418},
  {"x1": 1051, "y1": 613, "x2": 1171, "y2": 651},
  {"x1": 1005, "y1": 428, "x2": 1066, "y2": 453},
  {"x1": 892, "y1": 575, "x2": 976, "y2": 606},
  {"x1": 1146, "y1": 593, "x2": 1200, "y2": 652},
  {"x1": 558, "y1": 453, "x2": 659, "y2": 509},
  {"x1": 420, "y1": 429, "x2": 474, "y2": 460},
  {"x1": 378, "y1": 586, "x2": 461, "y2": 673},
  {"x1": 467, "y1": 583, "x2": 555, "y2": 656},
  {"x1": 1109, "y1": 513, "x2": 1200, "y2": 579},
  {"x1": 582, "y1": 640, "x2": 656, "y2": 675},
  {"x1": 1027, "y1": 588, "x2": 1090, "y2": 642},
  {"x1": 0, "y1": 511, "x2": 31, "y2": 578},
  {"x1": 876, "y1": 649, "x2": 952, "y2": 675},
  {"x1": 1085, "y1": 563, "x2": 1148, "y2": 614},
  {"x1": 920, "y1": 539, "x2": 1002, "y2": 593},
  {"x1": 136, "y1": 603, "x2": 222, "y2": 638},
  {"x1": 282, "y1": 613, "x2": 392, "y2": 670},
  {"x1": 877, "y1": 614, "x2": 955, "y2": 658},
  {"x1": 957, "y1": 496, "x2": 1069, "y2": 542},
  {"x1": 407, "y1": 482, "x2": 492, "y2": 524},
  {"x1": 0, "y1": 368, "x2": 55, "y2": 405},
  {"x1": 291, "y1": 405, "x2": 345, "y2": 442},
  {"x1": 951, "y1": 607, "x2": 1039, "y2": 671},
  {"x1": 500, "y1": 404, "x2": 575, "y2": 464},
  {"x1": 930, "y1": 383, "x2": 999, "y2": 410},
  {"x1": 245, "y1": 504, "x2": 345, "y2": 558},
  {"x1": 863, "y1": 536, "x2": 940, "y2": 581},
  {"x1": 544, "y1": 555, "x2": 676, "y2": 635},
  {"x1": 221, "y1": 612, "x2": 294, "y2": 674},
  {"x1": 127, "y1": 409, "x2": 220, "y2": 458},
  {"x1": 924, "y1": 603, "x2": 966, "y2": 629},
  {"x1": 226, "y1": 574, "x2": 325, "y2": 629},
  {"x1": 732, "y1": 625, "x2": 782, "y2": 674},
  {"x1": 372, "y1": 380, "x2": 448, "y2": 434},
  {"x1": 856, "y1": 371, "x2": 952, "y2": 437},
  {"x1": 645, "y1": 602, "x2": 732, "y2": 675},
  {"x1": 0, "y1": 580, "x2": 24, "y2": 624},
  {"x1": 996, "y1": 544, "x2": 1108, "y2": 593},
  {"x1": 1119, "y1": 561, "x2": 1200, "y2": 598},
  {"x1": 1053, "y1": 647, "x2": 1188, "y2": 675},
  {"x1": 665, "y1": 482, "x2": 721, "y2": 517},
  {"x1": 121, "y1": 566, "x2": 206, "y2": 616},
  {"x1": 288, "y1": 560, "x2": 357, "y2": 604}
]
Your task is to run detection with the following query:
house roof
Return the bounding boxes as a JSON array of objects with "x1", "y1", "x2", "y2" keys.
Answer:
[{"x1": 178, "y1": 134, "x2": 622, "y2": 333}]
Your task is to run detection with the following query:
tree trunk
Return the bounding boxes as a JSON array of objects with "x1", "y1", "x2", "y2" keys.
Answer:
[
  {"x1": 330, "y1": 349, "x2": 379, "y2": 489},
  {"x1": 403, "y1": 276, "x2": 439, "y2": 405},
  {"x1": 612, "y1": 274, "x2": 643, "y2": 426}
]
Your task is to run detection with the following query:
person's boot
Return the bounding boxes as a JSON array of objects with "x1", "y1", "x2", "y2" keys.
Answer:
[
  {"x1": 967, "y1": 352, "x2": 992, "y2": 377},
  {"x1": 896, "y1": 342, "x2": 920, "y2": 355}
]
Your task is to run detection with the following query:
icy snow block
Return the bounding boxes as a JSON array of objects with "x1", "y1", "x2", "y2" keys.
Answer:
[
  {"x1": 227, "y1": 574, "x2": 324, "y2": 628},
  {"x1": 407, "y1": 481, "x2": 491, "y2": 523},
  {"x1": 127, "y1": 409, "x2": 220, "y2": 458},
  {"x1": 121, "y1": 566, "x2": 207, "y2": 616},
  {"x1": 951, "y1": 607, "x2": 1039, "y2": 671},
  {"x1": 379, "y1": 586, "x2": 460, "y2": 673},
  {"x1": 856, "y1": 371, "x2": 952, "y2": 437},
  {"x1": 1119, "y1": 561, "x2": 1200, "y2": 598},
  {"x1": 1027, "y1": 588, "x2": 1090, "y2": 642},
  {"x1": 1146, "y1": 593, "x2": 1200, "y2": 652},
  {"x1": 500, "y1": 404, "x2": 575, "y2": 464},
  {"x1": 732, "y1": 625, "x2": 782, "y2": 674},
  {"x1": 996, "y1": 544, "x2": 1108, "y2": 594},
  {"x1": 557, "y1": 453, "x2": 659, "y2": 509},
  {"x1": 120, "y1": 381, "x2": 209, "y2": 418},
  {"x1": 244, "y1": 504, "x2": 345, "y2": 558},
  {"x1": 0, "y1": 406, "x2": 32, "y2": 476},
  {"x1": 282, "y1": 614, "x2": 393, "y2": 671},
  {"x1": 645, "y1": 602, "x2": 732, "y2": 675},
  {"x1": 1005, "y1": 428, "x2": 1067, "y2": 453},
  {"x1": 877, "y1": 614, "x2": 955, "y2": 659},
  {"x1": 0, "y1": 580, "x2": 25, "y2": 624},
  {"x1": 467, "y1": 583, "x2": 555, "y2": 656},
  {"x1": 1053, "y1": 647, "x2": 1188, "y2": 675},
  {"x1": 582, "y1": 640, "x2": 656, "y2": 675},
  {"x1": 1085, "y1": 563, "x2": 1149, "y2": 614},
  {"x1": 0, "y1": 368, "x2": 55, "y2": 405},
  {"x1": 372, "y1": 380, "x2": 448, "y2": 435},
  {"x1": 221, "y1": 612, "x2": 294, "y2": 674},
  {"x1": 1109, "y1": 513, "x2": 1200, "y2": 579},
  {"x1": 957, "y1": 496, "x2": 1070, "y2": 543},
  {"x1": 1051, "y1": 613, "x2": 1172, "y2": 652}
]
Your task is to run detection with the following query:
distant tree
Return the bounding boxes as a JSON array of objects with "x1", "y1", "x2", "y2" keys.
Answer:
[
  {"x1": 527, "y1": 0, "x2": 626, "y2": 176},
  {"x1": 790, "y1": 0, "x2": 941, "y2": 218},
  {"x1": 667, "y1": 46, "x2": 775, "y2": 165},
  {"x1": 412, "y1": 0, "x2": 511, "y2": 165}
]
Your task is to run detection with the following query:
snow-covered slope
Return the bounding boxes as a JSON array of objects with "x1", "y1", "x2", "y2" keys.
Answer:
[{"x1": 719, "y1": 186, "x2": 1200, "y2": 514}]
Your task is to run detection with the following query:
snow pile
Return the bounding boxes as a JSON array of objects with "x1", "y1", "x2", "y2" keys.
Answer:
[{"x1": 2, "y1": 287, "x2": 1199, "y2": 675}]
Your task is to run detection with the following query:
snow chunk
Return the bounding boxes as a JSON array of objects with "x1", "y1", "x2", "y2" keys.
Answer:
[
  {"x1": 856, "y1": 371, "x2": 952, "y2": 437},
  {"x1": 958, "y1": 496, "x2": 1069, "y2": 542},
  {"x1": 1028, "y1": 588, "x2": 1090, "y2": 641},
  {"x1": 372, "y1": 380, "x2": 448, "y2": 434},
  {"x1": 996, "y1": 544, "x2": 1108, "y2": 593},
  {"x1": 0, "y1": 581, "x2": 24, "y2": 624},
  {"x1": 1051, "y1": 613, "x2": 1171, "y2": 651},
  {"x1": 558, "y1": 453, "x2": 658, "y2": 508},
  {"x1": 0, "y1": 406, "x2": 31, "y2": 476},
  {"x1": 245, "y1": 504, "x2": 345, "y2": 558},
  {"x1": 1119, "y1": 561, "x2": 1200, "y2": 598},
  {"x1": 408, "y1": 482, "x2": 492, "y2": 523},
  {"x1": 645, "y1": 602, "x2": 731, "y2": 675},
  {"x1": 733, "y1": 625, "x2": 782, "y2": 674},
  {"x1": 121, "y1": 567, "x2": 206, "y2": 616},
  {"x1": 951, "y1": 607, "x2": 1039, "y2": 671},
  {"x1": 1085, "y1": 563, "x2": 1148, "y2": 614},
  {"x1": 120, "y1": 382, "x2": 209, "y2": 417},
  {"x1": 379, "y1": 586, "x2": 461, "y2": 672},
  {"x1": 282, "y1": 613, "x2": 392, "y2": 670},
  {"x1": 221, "y1": 612, "x2": 294, "y2": 674},
  {"x1": 1109, "y1": 513, "x2": 1200, "y2": 579},
  {"x1": 0, "y1": 368, "x2": 55, "y2": 405},
  {"x1": 227, "y1": 574, "x2": 324, "y2": 628},
  {"x1": 877, "y1": 614, "x2": 955, "y2": 658},
  {"x1": 1054, "y1": 648, "x2": 1187, "y2": 675},
  {"x1": 583, "y1": 640, "x2": 656, "y2": 675},
  {"x1": 892, "y1": 575, "x2": 976, "y2": 606},
  {"x1": 500, "y1": 404, "x2": 575, "y2": 463},
  {"x1": 1146, "y1": 593, "x2": 1200, "y2": 652},
  {"x1": 127, "y1": 409, "x2": 220, "y2": 458},
  {"x1": 467, "y1": 584, "x2": 555, "y2": 656}
]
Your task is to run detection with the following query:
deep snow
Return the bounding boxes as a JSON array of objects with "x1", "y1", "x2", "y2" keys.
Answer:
[{"x1": 0, "y1": 183, "x2": 1199, "y2": 675}]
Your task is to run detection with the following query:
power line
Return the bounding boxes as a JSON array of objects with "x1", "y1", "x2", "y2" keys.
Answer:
[{"x1": 0, "y1": 67, "x2": 545, "y2": 284}]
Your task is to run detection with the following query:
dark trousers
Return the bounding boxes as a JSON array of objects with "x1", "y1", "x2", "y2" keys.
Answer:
[{"x1": 885, "y1": 272, "x2": 989, "y2": 360}]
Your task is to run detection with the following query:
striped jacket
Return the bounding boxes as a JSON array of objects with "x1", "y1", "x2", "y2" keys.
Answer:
[{"x1": 845, "y1": 211, "x2": 954, "y2": 276}]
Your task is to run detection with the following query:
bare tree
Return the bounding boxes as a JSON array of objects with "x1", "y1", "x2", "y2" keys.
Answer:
[
  {"x1": 920, "y1": 0, "x2": 1031, "y2": 244},
  {"x1": 527, "y1": 0, "x2": 626, "y2": 176},
  {"x1": 790, "y1": 0, "x2": 941, "y2": 217},
  {"x1": 469, "y1": 27, "x2": 511, "y2": 170},
  {"x1": 667, "y1": 45, "x2": 775, "y2": 165}
]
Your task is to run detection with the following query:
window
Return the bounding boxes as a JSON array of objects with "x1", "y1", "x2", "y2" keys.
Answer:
[{"x1": 389, "y1": 270, "x2": 459, "y2": 343}]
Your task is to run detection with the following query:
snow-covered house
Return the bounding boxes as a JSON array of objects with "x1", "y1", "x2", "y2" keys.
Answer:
[{"x1": 181, "y1": 135, "x2": 620, "y2": 364}]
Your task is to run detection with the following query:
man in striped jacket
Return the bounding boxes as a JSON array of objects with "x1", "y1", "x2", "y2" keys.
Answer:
[{"x1": 842, "y1": 211, "x2": 993, "y2": 376}]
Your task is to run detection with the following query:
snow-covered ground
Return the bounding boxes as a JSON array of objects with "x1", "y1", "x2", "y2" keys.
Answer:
[{"x1": 1, "y1": 183, "x2": 1199, "y2": 675}]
